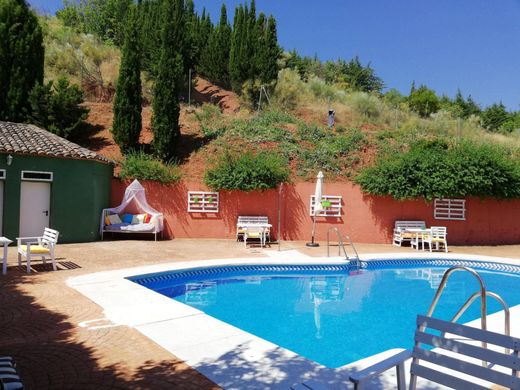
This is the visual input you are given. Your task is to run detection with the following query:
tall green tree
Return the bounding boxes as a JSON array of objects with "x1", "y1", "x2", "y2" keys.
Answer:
[
  {"x1": 339, "y1": 57, "x2": 383, "y2": 93},
  {"x1": 112, "y1": 5, "x2": 142, "y2": 152},
  {"x1": 152, "y1": 0, "x2": 183, "y2": 160},
  {"x1": 0, "y1": 0, "x2": 44, "y2": 122},
  {"x1": 229, "y1": 4, "x2": 245, "y2": 90},
  {"x1": 139, "y1": 0, "x2": 163, "y2": 76},
  {"x1": 200, "y1": 4, "x2": 231, "y2": 86},
  {"x1": 261, "y1": 15, "x2": 279, "y2": 84}
]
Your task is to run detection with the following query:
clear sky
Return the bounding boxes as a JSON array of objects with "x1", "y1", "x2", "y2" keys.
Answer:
[{"x1": 29, "y1": 0, "x2": 520, "y2": 110}]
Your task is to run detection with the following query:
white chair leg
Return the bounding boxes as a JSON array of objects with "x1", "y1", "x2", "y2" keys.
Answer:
[
  {"x1": 26, "y1": 253, "x2": 31, "y2": 273},
  {"x1": 51, "y1": 253, "x2": 57, "y2": 271}
]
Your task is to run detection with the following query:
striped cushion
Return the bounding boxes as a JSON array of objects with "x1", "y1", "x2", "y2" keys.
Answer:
[{"x1": 20, "y1": 245, "x2": 50, "y2": 254}]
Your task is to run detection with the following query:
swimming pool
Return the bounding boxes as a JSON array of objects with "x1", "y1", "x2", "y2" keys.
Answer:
[{"x1": 129, "y1": 259, "x2": 520, "y2": 369}]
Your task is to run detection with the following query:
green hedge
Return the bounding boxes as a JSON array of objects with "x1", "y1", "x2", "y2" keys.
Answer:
[
  {"x1": 119, "y1": 151, "x2": 180, "y2": 184},
  {"x1": 204, "y1": 150, "x2": 290, "y2": 191},
  {"x1": 355, "y1": 140, "x2": 520, "y2": 200}
]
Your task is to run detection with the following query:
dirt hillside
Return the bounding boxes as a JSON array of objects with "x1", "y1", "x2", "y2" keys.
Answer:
[{"x1": 78, "y1": 78, "x2": 241, "y2": 174}]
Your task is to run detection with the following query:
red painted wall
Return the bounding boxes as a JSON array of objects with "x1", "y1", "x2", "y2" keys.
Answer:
[{"x1": 111, "y1": 180, "x2": 520, "y2": 245}]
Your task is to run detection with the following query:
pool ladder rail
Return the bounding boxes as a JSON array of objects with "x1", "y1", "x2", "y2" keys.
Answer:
[
  {"x1": 326, "y1": 227, "x2": 361, "y2": 270},
  {"x1": 425, "y1": 266, "x2": 511, "y2": 366}
]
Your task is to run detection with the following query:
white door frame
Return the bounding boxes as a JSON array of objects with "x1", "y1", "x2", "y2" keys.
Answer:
[{"x1": 19, "y1": 174, "x2": 52, "y2": 237}]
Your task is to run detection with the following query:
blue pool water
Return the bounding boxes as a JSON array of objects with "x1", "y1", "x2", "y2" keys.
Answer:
[{"x1": 130, "y1": 261, "x2": 520, "y2": 368}]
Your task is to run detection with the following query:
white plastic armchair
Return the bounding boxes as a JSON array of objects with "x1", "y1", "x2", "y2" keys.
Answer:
[
  {"x1": 243, "y1": 226, "x2": 267, "y2": 248},
  {"x1": 423, "y1": 226, "x2": 448, "y2": 252},
  {"x1": 17, "y1": 228, "x2": 59, "y2": 273}
]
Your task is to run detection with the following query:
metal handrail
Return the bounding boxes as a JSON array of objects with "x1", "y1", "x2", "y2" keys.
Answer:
[
  {"x1": 425, "y1": 266, "x2": 511, "y2": 367},
  {"x1": 345, "y1": 235, "x2": 360, "y2": 262},
  {"x1": 326, "y1": 228, "x2": 361, "y2": 270},
  {"x1": 447, "y1": 290, "x2": 511, "y2": 355},
  {"x1": 426, "y1": 266, "x2": 487, "y2": 333},
  {"x1": 327, "y1": 227, "x2": 348, "y2": 259}
]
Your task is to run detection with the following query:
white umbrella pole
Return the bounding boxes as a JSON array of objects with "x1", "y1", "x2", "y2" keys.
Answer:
[{"x1": 307, "y1": 212, "x2": 319, "y2": 247}]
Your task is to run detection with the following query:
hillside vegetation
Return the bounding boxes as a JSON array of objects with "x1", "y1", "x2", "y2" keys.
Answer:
[
  {"x1": 42, "y1": 13, "x2": 520, "y2": 198},
  {"x1": 2, "y1": 0, "x2": 520, "y2": 199}
]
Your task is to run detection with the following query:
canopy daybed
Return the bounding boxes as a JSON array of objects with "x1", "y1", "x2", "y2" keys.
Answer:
[{"x1": 100, "y1": 179, "x2": 164, "y2": 241}]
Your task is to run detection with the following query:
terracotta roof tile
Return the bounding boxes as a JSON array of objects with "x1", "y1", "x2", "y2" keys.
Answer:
[{"x1": 0, "y1": 121, "x2": 112, "y2": 164}]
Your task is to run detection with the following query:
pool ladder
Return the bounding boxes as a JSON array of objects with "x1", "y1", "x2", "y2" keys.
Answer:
[
  {"x1": 326, "y1": 227, "x2": 361, "y2": 270},
  {"x1": 425, "y1": 266, "x2": 511, "y2": 365}
]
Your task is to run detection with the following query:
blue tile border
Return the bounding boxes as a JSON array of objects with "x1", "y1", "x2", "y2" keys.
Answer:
[{"x1": 129, "y1": 258, "x2": 520, "y2": 287}]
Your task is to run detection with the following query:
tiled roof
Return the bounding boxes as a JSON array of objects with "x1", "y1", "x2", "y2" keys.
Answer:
[{"x1": 0, "y1": 121, "x2": 112, "y2": 164}]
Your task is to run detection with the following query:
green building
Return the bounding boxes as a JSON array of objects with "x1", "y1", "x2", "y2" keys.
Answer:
[{"x1": 0, "y1": 121, "x2": 113, "y2": 243}]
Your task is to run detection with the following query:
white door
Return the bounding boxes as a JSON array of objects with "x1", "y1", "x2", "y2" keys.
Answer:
[{"x1": 19, "y1": 181, "x2": 51, "y2": 237}]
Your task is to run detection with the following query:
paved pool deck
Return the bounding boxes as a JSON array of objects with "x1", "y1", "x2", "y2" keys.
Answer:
[{"x1": 1, "y1": 239, "x2": 520, "y2": 389}]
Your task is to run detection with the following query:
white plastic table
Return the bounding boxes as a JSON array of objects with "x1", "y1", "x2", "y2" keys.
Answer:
[
  {"x1": 1, "y1": 237, "x2": 12, "y2": 275},
  {"x1": 404, "y1": 228, "x2": 431, "y2": 250}
]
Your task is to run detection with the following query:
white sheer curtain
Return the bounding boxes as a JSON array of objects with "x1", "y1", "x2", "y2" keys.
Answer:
[{"x1": 100, "y1": 180, "x2": 164, "y2": 233}]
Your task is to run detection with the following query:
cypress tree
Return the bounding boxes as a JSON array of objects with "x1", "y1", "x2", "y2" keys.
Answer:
[
  {"x1": 201, "y1": 4, "x2": 231, "y2": 86},
  {"x1": 184, "y1": 0, "x2": 198, "y2": 72},
  {"x1": 229, "y1": 5, "x2": 244, "y2": 91},
  {"x1": 246, "y1": 0, "x2": 257, "y2": 78},
  {"x1": 112, "y1": 5, "x2": 142, "y2": 152},
  {"x1": 254, "y1": 12, "x2": 266, "y2": 80},
  {"x1": 0, "y1": 0, "x2": 44, "y2": 122},
  {"x1": 152, "y1": 0, "x2": 183, "y2": 160},
  {"x1": 139, "y1": 0, "x2": 162, "y2": 77},
  {"x1": 262, "y1": 15, "x2": 279, "y2": 84}
]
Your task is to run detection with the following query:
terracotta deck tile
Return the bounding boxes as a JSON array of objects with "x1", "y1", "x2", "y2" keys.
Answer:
[{"x1": 1, "y1": 238, "x2": 519, "y2": 389}]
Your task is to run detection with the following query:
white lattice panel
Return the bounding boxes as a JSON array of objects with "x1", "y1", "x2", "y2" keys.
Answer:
[
  {"x1": 434, "y1": 198, "x2": 465, "y2": 220},
  {"x1": 188, "y1": 191, "x2": 219, "y2": 213},
  {"x1": 310, "y1": 195, "x2": 342, "y2": 217}
]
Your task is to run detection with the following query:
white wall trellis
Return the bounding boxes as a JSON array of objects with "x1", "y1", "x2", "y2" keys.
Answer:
[
  {"x1": 434, "y1": 198, "x2": 466, "y2": 220},
  {"x1": 188, "y1": 191, "x2": 219, "y2": 213},
  {"x1": 309, "y1": 195, "x2": 342, "y2": 217}
]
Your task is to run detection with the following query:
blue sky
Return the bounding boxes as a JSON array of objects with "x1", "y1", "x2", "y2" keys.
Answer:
[{"x1": 29, "y1": 0, "x2": 520, "y2": 110}]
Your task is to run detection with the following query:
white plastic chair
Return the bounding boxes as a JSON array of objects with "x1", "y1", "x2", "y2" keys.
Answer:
[
  {"x1": 349, "y1": 315, "x2": 520, "y2": 390},
  {"x1": 17, "y1": 228, "x2": 59, "y2": 273},
  {"x1": 422, "y1": 226, "x2": 448, "y2": 252},
  {"x1": 243, "y1": 226, "x2": 266, "y2": 248}
]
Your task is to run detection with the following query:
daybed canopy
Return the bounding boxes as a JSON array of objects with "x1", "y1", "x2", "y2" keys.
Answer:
[{"x1": 100, "y1": 179, "x2": 164, "y2": 238}]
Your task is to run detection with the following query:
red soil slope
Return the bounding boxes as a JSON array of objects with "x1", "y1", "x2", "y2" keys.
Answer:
[{"x1": 79, "y1": 78, "x2": 240, "y2": 170}]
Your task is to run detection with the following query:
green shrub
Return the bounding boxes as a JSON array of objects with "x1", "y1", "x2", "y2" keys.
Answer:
[
  {"x1": 408, "y1": 85, "x2": 440, "y2": 118},
  {"x1": 195, "y1": 104, "x2": 227, "y2": 139},
  {"x1": 204, "y1": 150, "x2": 290, "y2": 191},
  {"x1": 230, "y1": 110, "x2": 297, "y2": 144},
  {"x1": 351, "y1": 92, "x2": 381, "y2": 119},
  {"x1": 297, "y1": 127, "x2": 366, "y2": 176},
  {"x1": 119, "y1": 151, "x2": 180, "y2": 183},
  {"x1": 273, "y1": 68, "x2": 306, "y2": 109},
  {"x1": 356, "y1": 140, "x2": 520, "y2": 200},
  {"x1": 296, "y1": 123, "x2": 326, "y2": 143},
  {"x1": 28, "y1": 77, "x2": 89, "y2": 138}
]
